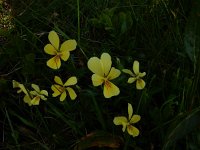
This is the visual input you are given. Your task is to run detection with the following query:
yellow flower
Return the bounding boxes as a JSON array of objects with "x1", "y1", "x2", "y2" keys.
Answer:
[
  {"x1": 29, "y1": 84, "x2": 48, "y2": 105},
  {"x1": 113, "y1": 103, "x2": 141, "y2": 137},
  {"x1": 12, "y1": 80, "x2": 29, "y2": 95},
  {"x1": 122, "y1": 60, "x2": 146, "y2": 90},
  {"x1": 51, "y1": 76, "x2": 77, "y2": 101},
  {"x1": 87, "y1": 53, "x2": 121, "y2": 98},
  {"x1": 13, "y1": 80, "x2": 48, "y2": 106},
  {"x1": 44, "y1": 30, "x2": 77, "y2": 69}
]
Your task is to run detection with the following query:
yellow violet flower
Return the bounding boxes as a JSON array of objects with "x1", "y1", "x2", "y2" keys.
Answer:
[
  {"x1": 29, "y1": 84, "x2": 48, "y2": 105},
  {"x1": 87, "y1": 53, "x2": 121, "y2": 98},
  {"x1": 13, "y1": 80, "x2": 48, "y2": 106},
  {"x1": 123, "y1": 60, "x2": 146, "y2": 90},
  {"x1": 51, "y1": 76, "x2": 77, "y2": 101},
  {"x1": 12, "y1": 80, "x2": 28, "y2": 94},
  {"x1": 113, "y1": 103, "x2": 141, "y2": 137},
  {"x1": 44, "y1": 30, "x2": 77, "y2": 69}
]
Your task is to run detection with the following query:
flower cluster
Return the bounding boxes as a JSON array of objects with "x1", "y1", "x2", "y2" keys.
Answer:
[
  {"x1": 87, "y1": 53, "x2": 146, "y2": 98},
  {"x1": 13, "y1": 30, "x2": 146, "y2": 138},
  {"x1": 13, "y1": 80, "x2": 48, "y2": 106}
]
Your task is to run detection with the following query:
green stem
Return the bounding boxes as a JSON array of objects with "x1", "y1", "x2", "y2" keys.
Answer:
[
  {"x1": 89, "y1": 91, "x2": 106, "y2": 130},
  {"x1": 76, "y1": 0, "x2": 88, "y2": 60},
  {"x1": 123, "y1": 133, "x2": 130, "y2": 150},
  {"x1": 5, "y1": 108, "x2": 20, "y2": 150}
]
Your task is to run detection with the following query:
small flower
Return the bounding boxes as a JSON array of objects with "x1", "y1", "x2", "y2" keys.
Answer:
[
  {"x1": 87, "y1": 53, "x2": 121, "y2": 98},
  {"x1": 113, "y1": 103, "x2": 141, "y2": 137},
  {"x1": 51, "y1": 76, "x2": 77, "y2": 101},
  {"x1": 12, "y1": 80, "x2": 28, "y2": 94},
  {"x1": 123, "y1": 60, "x2": 146, "y2": 90},
  {"x1": 44, "y1": 30, "x2": 77, "y2": 69},
  {"x1": 29, "y1": 84, "x2": 48, "y2": 105},
  {"x1": 13, "y1": 80, "x2": 48, "y2": 106}
]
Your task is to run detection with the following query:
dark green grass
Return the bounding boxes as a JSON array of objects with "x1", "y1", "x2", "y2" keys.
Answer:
[{"x1": 1, "y1": 0, "x2": 200, "y2": 149}]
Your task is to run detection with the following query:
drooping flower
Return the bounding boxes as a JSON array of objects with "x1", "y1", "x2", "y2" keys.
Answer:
[
  {"x1": 44, "y1": 30, "x2": 77, "y2": 69},
  {"x1": 12, "y1": 80, "x2": 48, "y2": 106},
  {"x1": 13, "y1": 80, "x2": 29, "y2": 94},
  {"x1": 122, "y1": 60, "x2": 146, "y2": 90},
  {"x1": 87, "y1": 53, "x2": 121, "y2": 98},
  {"x1": 51, "y1": 76, "x2": 77, "y2": 101},
  {"x1": 113, "y1": 103, "x2": 141, "y2": 137}
]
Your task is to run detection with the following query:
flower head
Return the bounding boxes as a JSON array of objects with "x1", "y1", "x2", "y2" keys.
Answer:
[
  {"x1": 113, "y1": 103, "x2": 141, "y2": 137},
  {"x1": 87, "y1": 53, "x2": 121, "y2": 98},
  {"x1": 51, "y1": 76, "x2": 77, "y2": 101},
  {"x1": 123, "y1": 60, "x2": 146, "y2": 90},
  {"x1": 29, "y1": 84, "x2": 48, "y2": 105},
  {"x1": 44, "y1": 30, "x2": 77, "y2": 69}
]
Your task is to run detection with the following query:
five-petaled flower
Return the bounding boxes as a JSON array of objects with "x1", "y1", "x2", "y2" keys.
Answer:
[
  {"x1": 113, "y1": 103, "x2": 141, "y2": 137},
  {"x1": 51, "y1": 76, "x2": 77, "y2": 101},
  {"x1": 87, "y1": 53, "x2": 121, "y2": 98},
  {"x1": 28, "y1": 84, "x2": 48, "y2": 105},
  {"x1": 122, "y1": 60, "x2": 146, "y2": 90},
  {"x1": 44, "y1": 30, "x2": 77, "y2": 69}
]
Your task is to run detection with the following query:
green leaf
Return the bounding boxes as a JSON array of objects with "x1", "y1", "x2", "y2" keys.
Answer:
[
  {"x1": 163, "y1": 107, "x2": 200, "y2": 150},
  {"x1": 184, "y1": 1, "x2": 200, "y2": 63}
]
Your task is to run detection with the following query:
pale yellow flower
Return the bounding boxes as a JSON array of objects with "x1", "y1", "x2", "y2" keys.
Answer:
[
  {"x1": 44, "y1": 30, "x2": 77, "y2": 69},
  {"x1": 87, "y1": 53, "x2": 121, "y2": 98},
  {"x1": 51, "y1": 76, "x2": 77, "y2": 101},
  {"x1": 13, "y1": 80, "x2": 48, "y2": 106},
  {"x1": 123, "y1": 60, "x2": 146, "y2": 89},
  {"x1": 29, "y1": 84, "x2": 48, "y2": 105},
  {"x1": 113, "y1": 103, "x2": 141, "y2": 137}
]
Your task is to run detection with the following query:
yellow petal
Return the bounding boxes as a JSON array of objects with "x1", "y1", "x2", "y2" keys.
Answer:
[
  {"x1": 107, "y1": 67, "x2": 121, "y2": 80},
  {"x1": 60, "y1": 50, "x2": 70, "y2": 61},
  {"x1": 31, "y1": 84, "x2": 40, "y2": 92},
  {"x1": 30, "y1": 90, "x2": 37, "y2": 96},
  {"x1": 101, "y1": 53, "x2": 112, "y2": 76},
  {"x1": 133, "y1": 60, "x2": 139, "y2": 75},
  {"x1": 136, "y1": 79, "x2": 145, "y2": 90},
  {"x1": 128, "y1": 103, "x2": 133, "y2": 120},
  {"x1": 130, "y1": 115, "x2": 141, "y2": 124},
  {"x1": 91, "y1": 74, "x2": 104, "y2": 86},
  {"x1": 113, "y1": 116, "x2": 128, "y2": 132},
  {"x1": 127, "y1": 125, "x2": 139, "y2": 137},
  {"x1": 64, "y1": 76, "x2": 77, "y2": 86},
  {"x1": 48, "y1": 31, "x2": 60, "y2": 50},
  {"x1": 54, "y1": 76, "x2": 63, "y2": 85},
  {"x1": 60, "y1": 91, "x2": 66, "y2": 101},
  {"x1": 40, "y1": 95, "x2": 47, "y2": 100},
  {"x1": 128, "y1": 77, "x2": 136, "y2": 84},
  {"x1": 87, "y1": 57, "x2": 104, "y2": 76},
  {"x1": 47, "y1": 56, "x2": 61, "y2": 69},
  {"x1": 31, "y1": 96, "x2": 40, "y2": 105},
  {"x1": 139, "y1": 72, "x2": 146, "y2": 78},
  {"x1": 23, "y1": 95, "x2": 32, "y2": 106},
  {"x1": 103, "y1": 80, "x2": 120, "y2": 98},
  {"x1": 12, "y1": 80, "x2": 20, "y2": 88},
  {"x1": 18, "y1": 84, "x2": 29, "y2": 95},
  {"x1": 60, "y1": 40, "x2": 77, "y2": 51},
  {"x1": 51, "y1": 85, "x2": 62, "y2": 97},
  {"x1": 41, "y1": 90, "x2": 48, "y2": 96},
  {"x1": 44, "y1": 44, "x2": 57, "y2": 55},
  {"x1": 122, "y1": 69, "x2": 134, "y2": 76},
  {"x1": 66, "y1": 87, "x2": 77, "y2": 100}
]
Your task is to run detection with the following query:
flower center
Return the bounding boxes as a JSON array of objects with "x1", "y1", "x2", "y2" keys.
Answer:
[
  {"x1": 104, "y1": 79, "x2": 111, "y2": 89},
  {"x1": 58, "y1": 86, "x2": 65, "y2": 93}
]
